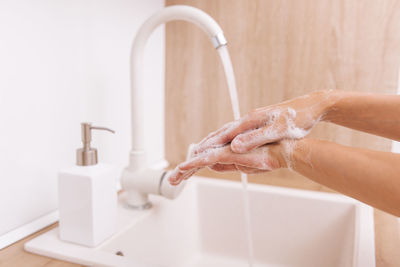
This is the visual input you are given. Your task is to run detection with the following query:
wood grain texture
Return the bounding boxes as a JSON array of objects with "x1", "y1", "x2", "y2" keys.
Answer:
[
  {"x1": 0, "y1": 223, "x2": 82, "y2": 267},
  {"x1": 165, "y1": 0, "x2": 400, "y2": 190}
]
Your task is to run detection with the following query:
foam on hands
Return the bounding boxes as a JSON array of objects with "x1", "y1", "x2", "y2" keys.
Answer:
[
  {"x1": 181, "y1": 104, "x2": 320, "y2": 175},
  {"x1": 285, "y1": 108, "x2": 312, "y2": 139}
]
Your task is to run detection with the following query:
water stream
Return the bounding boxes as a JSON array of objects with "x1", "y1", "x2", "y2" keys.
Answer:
[{"x1": 217, "y1": 46, "x2": 254, "y2": 267}]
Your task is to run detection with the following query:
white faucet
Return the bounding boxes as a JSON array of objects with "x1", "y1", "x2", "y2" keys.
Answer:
[{"x1": 121, "y1": 5, "x2": 228, "y2": 209}]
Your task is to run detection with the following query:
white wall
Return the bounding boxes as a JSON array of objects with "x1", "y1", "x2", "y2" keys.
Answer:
[{"x1": 0, "y1": 0, "x2": 165, "y2": 246}]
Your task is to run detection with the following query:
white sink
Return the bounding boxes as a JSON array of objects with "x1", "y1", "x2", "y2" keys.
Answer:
[{"x1": 25, "y1": 177, "x2": 375, "y2": 267}]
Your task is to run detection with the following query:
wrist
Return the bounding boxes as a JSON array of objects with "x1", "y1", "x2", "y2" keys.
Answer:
[
  {"x1": 318, "y1": 90, "x2": 344, "y2": 122},
  {"x1": 276, "y1": 138, "x2": 313, "y2": 170},
  {"x1": 274, "y1": 139, "x2": 300, "y2": 169}
]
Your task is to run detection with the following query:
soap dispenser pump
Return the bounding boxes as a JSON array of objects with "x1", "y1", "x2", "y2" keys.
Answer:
[
  {"x1": 58, "y1": 122, "x2": 118, "y2": 247},
  {"x1": 76, "y1": 122, "x2": 115, "y2": 166}
]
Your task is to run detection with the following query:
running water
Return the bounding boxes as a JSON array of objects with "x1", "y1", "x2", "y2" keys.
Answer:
[{"x1": 217, "y1": 46, "x2": 254, "y2": 267}]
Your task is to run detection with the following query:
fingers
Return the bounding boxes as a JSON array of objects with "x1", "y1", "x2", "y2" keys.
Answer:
[
  {"x1": 169, "y1": 147, "x2": 229, "y2": 185},
  {"x1": 236, "y1": 165, "x2": 266, "y2": 174},
  {"x1": 209, "y1": 163, "x2": 238, "y2": 172},
  {"x1": 193, "y1": 115, "x2": 263, "y2": 155},
  {"x1": 192, "y1": 122, "x2": 236, "y2": 155},
  {"x1": 168, "y1": 167, "x2": 200, "y2": 185},
  {"x1": 169, "y1": 162, "x2": 237, "y2": 186},
  {"x1": 231, "y1": 124, "x2": 285, "y2": 153},
  {"x1": 179, "y1": 150, "x2": 221, "y2": 171},
  {"x1": 169, "y1": 143, "x2": 280, "y2": 186},
  {"x1": 209, "y1": 163, "x2": 264, "y2": 174},
  {"x1": 226, "y1": 150, "x2": 274, "y2": 170},
  {"x1": 179, "y1": 145, "x2": 275, "y2": 172},
  {"x1": 168, "y1": 168, "x2": 184, "y2": 185},
  {"x1": 182, "y1": 168, "x2": 199, "y2": 180}
]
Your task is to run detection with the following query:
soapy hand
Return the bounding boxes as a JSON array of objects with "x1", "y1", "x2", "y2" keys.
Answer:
[
  {"x1": 193, "y1": 90, "x2": 331, "y2": 155},
  {"x1": 168, "y1": 142, "x2": 291, "y2": 185},
  {"x1": 168, "y1": 90, "x2": 333, "y2": 185}
]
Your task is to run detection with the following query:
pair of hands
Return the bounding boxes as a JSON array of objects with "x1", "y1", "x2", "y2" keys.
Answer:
[{"x1": 169, "y1": 90, "x2": 334, "y2": 185}]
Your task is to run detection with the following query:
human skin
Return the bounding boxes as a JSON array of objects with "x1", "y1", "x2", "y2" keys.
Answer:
[
  {"x1": 173, "y1": 138, "x2": 400, "y2": 216},
  {"x1": 168, "y1": 90, "x2": 400, "y2": 216},
  {"x1": 292, "y1": 139, "x2": 400, "y2": 217},
  {"x1": 192, "y1": 90, "x2": 400, "y2": 155}
]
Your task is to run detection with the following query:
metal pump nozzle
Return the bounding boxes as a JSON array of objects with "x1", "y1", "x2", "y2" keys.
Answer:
[{"x1": 76, "y1": 122, "x2": 115, "y2": 166}]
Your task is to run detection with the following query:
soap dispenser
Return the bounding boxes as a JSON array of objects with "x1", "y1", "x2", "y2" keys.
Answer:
[{"x1": 58, "y1": 122, "x2": 117, "y2": 247}]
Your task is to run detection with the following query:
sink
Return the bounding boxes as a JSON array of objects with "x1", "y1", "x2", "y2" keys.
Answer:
[{"x1": 25, "y1": 177, "x2": 375, "y2": 267}]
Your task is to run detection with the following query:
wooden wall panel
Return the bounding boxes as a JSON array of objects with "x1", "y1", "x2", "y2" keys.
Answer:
[{"x1": 165, "y1": 0, "x2": 400, "y2": 191}]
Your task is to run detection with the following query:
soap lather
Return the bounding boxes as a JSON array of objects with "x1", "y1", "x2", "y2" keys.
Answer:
[{"x1": 58, "y1": 122, "x2": 118, "y2": 247}]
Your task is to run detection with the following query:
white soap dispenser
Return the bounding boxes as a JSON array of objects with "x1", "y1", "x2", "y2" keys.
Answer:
[{"x1": 58, "y1": 122, "x2": 117, "y2": 247}]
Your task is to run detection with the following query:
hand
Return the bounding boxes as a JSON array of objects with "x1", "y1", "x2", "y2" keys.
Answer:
[
  {"x1": 168, "y1": 141, "x2": 292, "y2": 185},
  {"x1": 193, "y1": 90, "x2": 333, "y2": 155}
]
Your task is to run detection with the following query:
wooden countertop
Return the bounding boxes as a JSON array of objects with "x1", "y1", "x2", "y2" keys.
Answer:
[{"x1": 1, "y1": 177, "x2": 399, "y2": 267}]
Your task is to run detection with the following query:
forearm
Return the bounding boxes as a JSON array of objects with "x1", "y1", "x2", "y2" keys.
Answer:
[
  {"x1": 324, "y1": 90, "x2": 400, "y2": 141},
  {"x1": 290, "y1": 138, "x2": 400, "y2": 216}
]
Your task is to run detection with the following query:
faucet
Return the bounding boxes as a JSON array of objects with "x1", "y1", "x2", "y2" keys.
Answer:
[{"x1": 121, "y1": 5, "x2": 227, "y2": 209}]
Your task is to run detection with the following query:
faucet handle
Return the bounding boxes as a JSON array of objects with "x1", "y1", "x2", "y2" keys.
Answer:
[{"x1": 77, "y1": 122, "x2": 115, "y2": 166}]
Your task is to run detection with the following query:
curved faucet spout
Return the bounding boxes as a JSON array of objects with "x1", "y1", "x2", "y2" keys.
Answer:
[
  {"x1": 122, "y1": 5, "x2": 228, "y2": 208},
  {"x1": 129, "y1": 5, "x2": 227, "y2": 171}
]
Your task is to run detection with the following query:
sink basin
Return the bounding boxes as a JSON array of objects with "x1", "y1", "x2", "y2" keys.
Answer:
[{"x1": 25, "y1": 177, "x2": 375, "y2": 267}]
